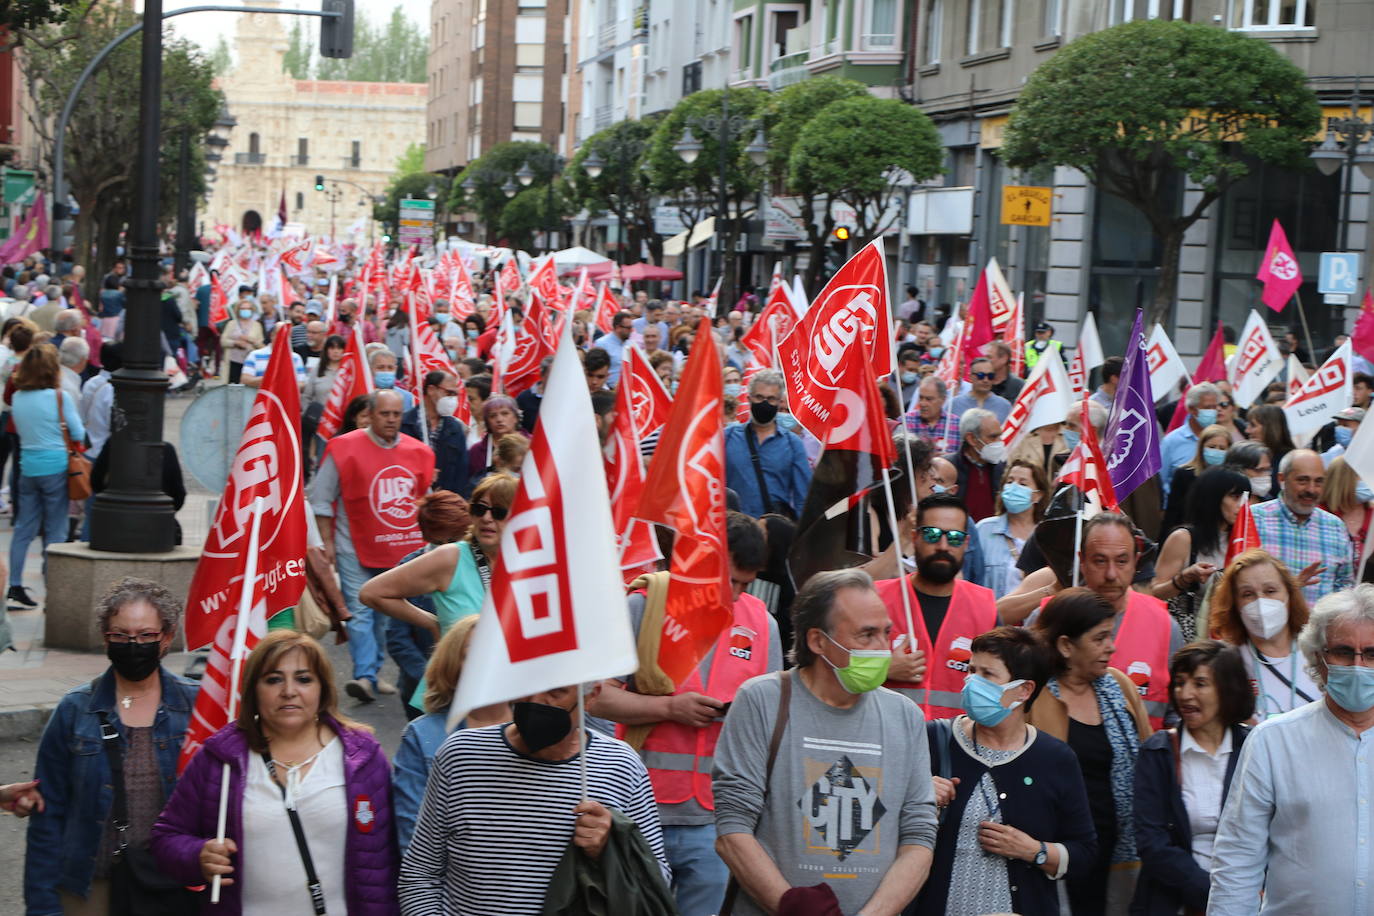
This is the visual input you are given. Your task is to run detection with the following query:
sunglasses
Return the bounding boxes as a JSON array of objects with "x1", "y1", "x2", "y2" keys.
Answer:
[
  {"x1": 1218, "y1": 401, "x2": 1233, "y2": 409},
  {"x1": 918, "y1": 526, "x2": 968, "y2": 547},
  {"x1": 970, "y1": 371, "x2": 995, "y2": 380},
  {"x1": 470, "y1": 502, "x2": 509, "y2": 521}
]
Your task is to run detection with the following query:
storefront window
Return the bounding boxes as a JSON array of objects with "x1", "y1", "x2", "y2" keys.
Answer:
[{"x1": 1088, "y1": 169, "x2": 1179, "y2": 354}]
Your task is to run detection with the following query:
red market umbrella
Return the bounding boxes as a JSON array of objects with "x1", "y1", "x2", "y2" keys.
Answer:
[{"x1": 583, "y1": 261, "x2": 684, "y2": 282}]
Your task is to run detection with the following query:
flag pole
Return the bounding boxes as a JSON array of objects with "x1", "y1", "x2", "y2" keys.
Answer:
[
  {"x1": 1292, "y1": 290, "x2": 1318, "y2": 371},
  {"x1": 325, "y1": 275, "x2": 338, "y2": 327},
  {"x1": 878, "y1": 467, "x2": 919, "y2": 654},
  {"x1": 211, "y1": 496, "x2": 266, "y2": 905},
  {"x1": 1070, "y1": 505, "x2": 1084, "y2": 589},
  {"x1": 407, "y1": 293, "x2": 429, "y2": 449},
  {"x1": 576, "y1": 685, "x2": 590, "y2": 801}
]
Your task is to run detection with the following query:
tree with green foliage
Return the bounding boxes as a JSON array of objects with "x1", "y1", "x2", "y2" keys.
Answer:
[
  {"x1": 449, "y1": 141, "x2": 562, "y2": 245},
  {"x1": 315, "y1": 5, "x2": 425, "y2": 83},
  {"x1": 498, "y1": 184, "x2": 571, "y2": 253},
  {"x1": 0, "y1": 0, "x2": 92, "y2": 33},
  {"x1": 645, "y1": 87, "x2": 770, "y2": 305},
  {"x1": 1002, "y1": 19, "x2": 1321, "y2": 327},
  {"x1": 373, "y1": 143, "x2": 448, "y2": 242},
  {"x1": 21, "y1": 9, "x2": 220, "y2": 289},
  {"x1": 564, "y1": 115, "x2": 662, "y2": 264},
  {"x1": 282, "y1": 19, "x2": 311, "y2": 79},
  {"x1": 763, "y1": 76, "x2": 871, "y2": 290},
  {"x1": 207, "y1": 34, "x2": 233, "y2": 76}
]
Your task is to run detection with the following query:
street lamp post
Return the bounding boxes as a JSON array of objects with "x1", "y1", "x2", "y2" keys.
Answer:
[
  {"x1": 582, "y1": 136, "x2": 646, "y2": 267},
  {"x1": 517, "y1": 151, "x2": 566, "y2": 256},
  {"x1": 88, "y1": 0, "x2": 176, "y2": 552},
  {"x1": 1310, "y1": 86, "x2": 1374, "y2": 253}
]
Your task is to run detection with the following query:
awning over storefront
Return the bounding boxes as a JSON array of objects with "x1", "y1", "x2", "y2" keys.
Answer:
[{"x1": 662, "y1": 217, "x2": 715, "y2": 256}]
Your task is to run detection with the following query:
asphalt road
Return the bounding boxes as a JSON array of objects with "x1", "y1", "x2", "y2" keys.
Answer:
[{"x1": 0, "y1": 637, "x2": 410, "y2": 910}]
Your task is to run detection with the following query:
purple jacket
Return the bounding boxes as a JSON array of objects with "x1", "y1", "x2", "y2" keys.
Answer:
[{"x1": 150, "y1": 718, "x2": 400, "y2": 916}]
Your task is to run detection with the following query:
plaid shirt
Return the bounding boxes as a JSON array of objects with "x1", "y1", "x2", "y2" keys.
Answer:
[
  {"x1": 1251, "y1": 498, "x2": 1354, "y2": 606},
  {"x1": 903, "y1": 408, "x2": 956, "y2": 452}
]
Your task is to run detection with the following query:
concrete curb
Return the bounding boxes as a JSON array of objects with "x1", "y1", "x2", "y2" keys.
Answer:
[{"x1": 0, "y1": 705, "x2": 54, "y2": 740}]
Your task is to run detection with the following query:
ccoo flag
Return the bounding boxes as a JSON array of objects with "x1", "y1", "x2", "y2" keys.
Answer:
[
  {"x1": 448, "y1": 320, "x2": 637, "y2": 728},
  {"x1": 1283, "y1": 340, "x2": 1352, "y2": 436},
  {"x1": 1103, "y1": 310, "x2": 1161, "y2": 501},
  {"x1": 1257, "y1": 219, "x2": 1302, "y2": 313},
  {"x1": 1230, "y1": 309, "x2": 1284, "y2": 408}
]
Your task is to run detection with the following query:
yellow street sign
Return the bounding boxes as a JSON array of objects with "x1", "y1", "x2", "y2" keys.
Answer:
[{"x1": 1001, "y1": 185, "x2": 1052, "y2": 227}]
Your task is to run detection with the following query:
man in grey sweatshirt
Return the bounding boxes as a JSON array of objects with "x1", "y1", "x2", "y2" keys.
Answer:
[{"x1": 712, "y1": 568, "x2": 938, "y2": 916}]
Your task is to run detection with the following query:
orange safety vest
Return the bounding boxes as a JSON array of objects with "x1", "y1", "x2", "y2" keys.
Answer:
[
  {"x1": 873, "y1": 576, "x2": 998, "y2": 720},
  {"x1": 1111, "y1": 591, "x2": 1172, "y2": 730},
  {"x1": 325, "y1": 429, "x2": 435, "y2": 568},
  {"x1": 632, "y1": 593, "x2": 771, "y2": 809}
]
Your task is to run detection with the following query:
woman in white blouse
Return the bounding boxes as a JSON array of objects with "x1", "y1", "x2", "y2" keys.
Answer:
[{"x1": 1131, "y1": 641, "x2": 1253, "y2": 916}]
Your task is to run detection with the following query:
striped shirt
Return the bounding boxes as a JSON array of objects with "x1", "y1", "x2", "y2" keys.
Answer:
[
  {"x1": 239, "y1": 345, "x2": 306, "y2": 387},
  {"x1": 397, "y1": 724, "x2": 669, "y2": 915},
  {"x1": 1251, "y1": 498, "x2": 1354, "y2": 607}
]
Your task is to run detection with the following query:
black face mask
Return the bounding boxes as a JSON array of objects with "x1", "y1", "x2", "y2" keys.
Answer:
[
  {"x1": 751, "y1": 400, "x2": 779, "y2": 425},
  {"x1": 106, "y1": 641, "x2": 162, "y2": 683},
  {"x1": 513, "y1": 701, "x2": 573, "y2": 752}
]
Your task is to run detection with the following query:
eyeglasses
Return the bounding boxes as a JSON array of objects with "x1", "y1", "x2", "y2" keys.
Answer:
[
  {"x1": 1323, "y1": 646, "x2": 1374, "y2": 665},
  {"x1": 470, "y1": 502, "x2": 509, "y2": 521},
  {"x1": 106, "y1": 631, "x2": 163, "y2": 645},
  {"x1": 750, "y1": 394, "x2": 781, "y2": 406},
  {"x1": 918, "y1": 526, "x2": 968, "y2": 547},
  {"x1": 970, "y1": 371, "x2": 995, "y2": 381}
]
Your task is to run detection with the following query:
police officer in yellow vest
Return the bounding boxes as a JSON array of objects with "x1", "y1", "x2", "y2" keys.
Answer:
[
  {"x1": 1024, "y1": 321, "x2": 1064, "y2": 371},
  {"x1": 591, "y1": 512, "x2": 780, "y2": 916}
]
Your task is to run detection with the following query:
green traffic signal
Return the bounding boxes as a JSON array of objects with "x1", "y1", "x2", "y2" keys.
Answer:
[{"x1": 314, "y1": 175, "x2": 325, "y2": 192}]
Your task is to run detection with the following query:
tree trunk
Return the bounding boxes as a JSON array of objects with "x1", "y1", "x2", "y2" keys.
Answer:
[
  {"x1": 72, "y1": 194, "x2": 97, "y2": 299},
  {"x1": 1150, "y1": 225, "x2": 1185, "y2": 332},
  {"x1": 804, "y1": 212, "x2": 836, "y2": 293}
]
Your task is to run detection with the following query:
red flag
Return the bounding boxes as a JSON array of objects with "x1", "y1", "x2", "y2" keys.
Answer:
[
  {"x1": 740, "y1": 281, "x2": 799, "y2": 368},
  {"x1": 635, "y1": 318, "x2": 730, "y2": 685},
  {"x1": 1168, "y1": 321, "x2": 1228, "y2": 432},
  {"x1": 528, "y1": 255, "x2": 560, "y2": 307},
  {"x1": 1005, "y1": 291, "x2": 1026, "y2": 379},
  {"x1": 605, "y1": 355, "x2": 662, "y2": 575},
  {"x1": 1354, "y1": 289, "x2": 1374, "y2": 363},
  {"x1": 622, "y1": 345, "x2": 673, "y2": 439},
  {"x1": 594, "y1": 282, "x2": 620, "y2": 335},
  {"x1": 964, "y1": 269, "x2": 995, "y2": 353},
  {"x1": 777, "y1": 240, "x2": 894, "y2": 441},
  {"x1": 316, "y1": 325, "x2": 373, "y2": 440},
  {"x1": 451, "y1": 257, "x2": 476, "y2": 321},
  {"x1": 1225, "y1": 494, "x2": 1262, "y2": 566},
  {"x1": 819, "y1": 337, "x2": 896, "y2": 467},
  {"x1": 1057, "y1": 400, "x2": 1119, "y2": 515},
  {"x1": 209, "y1": 271, "x2": 229, "y2": 325},
  {"x1": 499, "y1": 256, "x2": 522, "y2": 296},
  {"x1": 180, "y1": 326, "x2": 307, "y2": 769},
  {"x1": 1257, "y1": 219, "x2": 1302, "y2": 313},
  {"x1": 497, "y1": 313, "x2": 553, "y2": 398}
]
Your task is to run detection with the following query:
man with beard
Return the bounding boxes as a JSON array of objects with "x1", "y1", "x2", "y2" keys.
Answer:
[{"x1": 873, "y1": 493, "x2": 998, "y2": 719}]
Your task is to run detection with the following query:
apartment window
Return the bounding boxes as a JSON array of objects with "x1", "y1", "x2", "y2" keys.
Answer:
[
  {"x1": 297, "y1": 137, "x2": 308, "y2": 164},
  {"x1": 516, "y1": 44, "x2": 543, "y2": 67},
  {"x1": 295, "y1": 192, "x2": 304, "y2": 210},
  {"x1": 999, "y1": 0, "x2": 1013, "y2": 46},
  {"x1": 771, "y1": 9, "x2": 799, "y2": 59},
  {"x1": 682, "y1": 60, "x2": 702, "y2": 95},
  {"x1": 350, "y1": 140, "x2": 361, "y2": 167},
  {"x1": 514, "y1": 102, "x2": 542, "y2": 131},
  {"x1": 967, "y1": 0, "x2": 1012, "y2": 54},
  {"x1": 1230, "y1": 0, "x2": 1312, "y2": 28},
  {"x1": 735, "y1": 14, "x2": 754, "y2": 70},
  {"x1": 248, "y1": 132, "x2": 260, "y2": 155},
  {"x1": 1112, "y1": 0, "x2": 1190, "y2": 22},
  {"x1": 1042, "y1": 0, "x2": 1061, "y2": 35},
  {"x1": 948, "y1": 146, "x2": 976, "y2": 186},
  {"x1": 866, "y1": 0, "x2": 897, "y2": 48},
  {"x1": 923, "y1": 0, "x2": 943, "y2": 63}
]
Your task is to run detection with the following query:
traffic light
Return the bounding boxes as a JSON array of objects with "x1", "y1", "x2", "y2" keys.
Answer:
[
  {"x1": 833, "y1": 226, "x2": 850, "y2": 241},
  {"x1": 320, "y1": 0, "x2": 355, "y2": 59},
  {"x1": 314, "y1": 175, "x2": 325, "y2": 192}
]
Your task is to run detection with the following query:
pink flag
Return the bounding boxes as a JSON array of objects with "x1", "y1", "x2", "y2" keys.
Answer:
[
  {"x1": 1257, "y1": 219, "x2": 1302, "y2": 313},
  {"x1": 1354, "y1": 289, "x2": 1374, "y2": 364}
]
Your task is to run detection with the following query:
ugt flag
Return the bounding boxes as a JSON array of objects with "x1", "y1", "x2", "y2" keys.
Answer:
[
  {"x1": 1103, "y1": 310, "x2": 1161, "y2": 501},
  {"x1": 449, "y1": 320, "x2": 637, "y2": 727}
]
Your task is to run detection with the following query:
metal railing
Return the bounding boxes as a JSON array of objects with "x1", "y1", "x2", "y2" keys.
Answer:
[
  {"x1": 341, "y1": 157, "x2": 361, "y2": 169},
  {"x1": 768, "y1": 51, "x2": 810, "y2": 91},
  {"x1": 289, "y1": 154, "x2": 309, "y2": 166},
  {"x1": 594, "y1": 104, "x2": 613, "y2": 129},
  {"x1": 234, "y1": 152, "x2": 265, "y2": 164}
]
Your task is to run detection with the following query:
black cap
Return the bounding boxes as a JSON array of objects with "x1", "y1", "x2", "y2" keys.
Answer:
[{"x1": 1033, "y1": 321, "x2": 1053, "y2": 333}]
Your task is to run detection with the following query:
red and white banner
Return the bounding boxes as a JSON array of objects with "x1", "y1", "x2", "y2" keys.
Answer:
[
  {"x1": 635, "y1": 318, "x2": 731, "y2": 686},
  {"x1": 450, "y1": 257, "x2": 476, "y2": 322},
  {"x1": 606, "y1": 354, "x2": 663, "y2": 575},
  {"x1": 1225, "y1": 494, "x2": 1261, "y2": 566},
  {"x1": 622, "y1": 345, "x2": 673, "y2": 439},
  {"x1": 740, "y1": 274, "x2": 800, "y2": 368},
  {"x1": 181, "y1": 327, "x2": 307, "y2": 769},
  {"x1": 594, "y1": 282, "x2": 620, "y2": 335},
  {"x1": 407, "y1": 295, "x2": 471, "y2": 427},
  {"x1": 1001, "y1": 346, "x2": 1073, "y2": 455},
  {"x1": 1284, "y1": 340, "x2": 1352, "y2": 436},
  {"x1": 1230, "y1": 309, "x2": 1283, "y2": 408},
  {"x1": 448, "y1": 322, "x2": 638, "y2": 726},
  {"x1": 1145, "y1": 323, "x2": 1189, "y2": 403},
  {"x1": 1285, "y1": 353, "x2": 1309, "y2": 401},
  {"x1": 316, "y1": 324, "x2": 373, "y2": 441},
  {"x1": 1057, "y1": 400, "x2": 1119, "y2": 517},
  {"x1": 499, "y1": 256, "x2": 522, "y2": 296},
  {"x1": 1005, "y1": 290, "x2": 1026, "y2": 379},
  {"x1": 777, "y1": 240, "x2": 894, "y2": 441},
  {"x1": 983, "y1": 258, "x2": 1016, "y2": 333},
  {"x1": 528, "y1": 254, "x2": 560, "y2": 308},
  {"x1": 1257, "y1": 219, "x2": 1302, "y2": 313}
]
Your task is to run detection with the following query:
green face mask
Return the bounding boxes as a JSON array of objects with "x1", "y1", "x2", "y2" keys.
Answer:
[{"x1": 822, "y1": 632, "x2": 892, "y2": 694}]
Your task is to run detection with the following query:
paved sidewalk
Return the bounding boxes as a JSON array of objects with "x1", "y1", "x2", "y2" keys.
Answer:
[{"x1": 0, "y1": 387, "x2": 216, "y2": 738}]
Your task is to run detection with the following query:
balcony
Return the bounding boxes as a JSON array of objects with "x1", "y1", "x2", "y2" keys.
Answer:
[
  {"x1": 234, "y1": 152, "x2": 265, "y2": 165},
  {"x1": 594, "y1": 105, "x2": 612, "y2": 129},
  {"x1": 768, "y1": 51, "x2": 810, "y2": 91},
  {"x1": 289, "y1": 154, "x2": 309, "y2": 166},
  {"x1": 598, "y1": 21, "x2": 616, "y2": 51},
  {"x1": 341, "y1": 157, "x2": 361, "y2": 169}
]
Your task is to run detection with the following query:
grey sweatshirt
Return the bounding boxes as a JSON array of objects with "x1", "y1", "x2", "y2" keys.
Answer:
[{"x1": 712, "y1": 669, "x2": 938, "y2": 916}]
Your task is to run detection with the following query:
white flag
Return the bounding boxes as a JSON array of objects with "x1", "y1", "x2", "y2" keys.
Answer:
[
  {"x1": 1283, "y1": 341, "x2": 1353, "y2": 436},
  {"x1": 1078, "y1": 313, "x2": 1105, "y2": 370},
  {"x1": 985, "y1": 258, "x2": 1017, "y2": 332},
  {"x1": 1146, "y1": 324, "x2": 1189, "y2": 404},
  {"x1": 1231, "y1": 310, "x2": 1283, "y2": 408},
  {"x1": 1285, "y1": 353, "x2": 1310, "y2": 401},
  {"x1": 449, "y1": 321, "x2": 637, "y2": 727},
  {"x1": 791, "y1": 275, "x2": 809, "y2": 317},
  {"x1": 1001, "y1": 346, "x2": 1073, "y2": 455}
]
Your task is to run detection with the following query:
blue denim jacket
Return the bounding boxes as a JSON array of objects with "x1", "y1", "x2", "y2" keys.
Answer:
[
  {"x1": 24, "y1": 666, "x2": 198, "y2": 916},
  {"x1": 392, "y1": 711, "x2": 451, "y2": 855}
]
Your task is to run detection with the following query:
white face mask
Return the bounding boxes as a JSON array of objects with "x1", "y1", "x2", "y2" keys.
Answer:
[
  {"x1": 1250, "y1": 476, "x2": 1272, "y2": 498},
  {"x1": 436, "y1": 396, "x2": 459, "y2": 418},
  {"x1": 1240, "y1": 596, "x2": 1289, "y2": 641},
  {"x1": 978, "y1": 440, "x2": 1007, "y2": 464}
]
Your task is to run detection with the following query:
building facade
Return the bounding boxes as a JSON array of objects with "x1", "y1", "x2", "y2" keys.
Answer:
[{"x1": 206, "y1": 0, "x2": 426, "y2": 240}]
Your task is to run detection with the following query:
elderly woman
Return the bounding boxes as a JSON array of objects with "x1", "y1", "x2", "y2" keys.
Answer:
[
  {"x1": 915, "y1": 626, "x2": 1096, "y2": 916},
  {"x1": 24, "y1": 579, "x2": 199, "y2": 914},
  {"x1": 1209, "y1": 548, "x2": 1316, "y2": 720},
  {"x1": 466, "y1": 394, "x2": 526, "y2": 479},
  {"x1": 392, "y1": 617, "x2": 512, "y2": 854},
  {"x1": 1132, "y1": 641, "x2": 1253, "y2": 916},
  {"x1": 1029, "y1": 588, "x2": 1153, "y2": 916},
  {"x1": 151, "y1": 630, "x2": 399, "y2": 916},
  {"x1": 1223, "y1": 440, "x2": 1274, "y2": 501}
]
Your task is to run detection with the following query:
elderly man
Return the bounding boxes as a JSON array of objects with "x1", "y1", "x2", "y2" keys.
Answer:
[
  {"x1": 591, "y1": 310, "x2": 634, "y2": 387},
  {"x1": 986, "y1": 340, "x2": 1024, "y2": 401},
  {"x1": 1158, "y1": 381, "x2": 1220, "y2": 498},
  {"x1": 52, "y1": 309, "x2": 84, "y2": 346},
  {"x1": 309, "y1": 390, "x2": 434, "y2": 702},
  {"x1": 1251, "y1": 449, "x2": 1355, "y2": 606},
  {"x1": 295, "y1": 319, "x2": 328, "y2": 368},
  {"x1": 723, "y1": 368, "x2": 812, "y2": 518},
  {"x1": 57, "y1": 337, "x2": 88, "y2": 403},
  {"x1": 949, "y1": 408, "x2": 1005, "y2": 523},
  {"x1": 950, "y1": 356, "x2": 1013, "y2": 424},
  {"x1": 399, "y1": 682, "x2": 671, "y2": 913},
  {"x1": 897, "y1": 346, "x2": 923, "y2": 406},
  {"x1": 1209, "y1": 585, "x2": 1374, "y2": 914},
  {"x1": 640, "y1": 324, "x2": 669, "y2": 360},
  {"x1": 332, "y1": 297, "x2": 380, "y2": 343},
  {"x1": 367, "y1": 347, "x2": 415, "y2": 410},
  {"x1": 904, "y1": 376, "x2": 956, "y2": 452},
  {"x1": 239, "y1": 336, "x2": 307, "y2": 391},
  {"x1": 712, "y1": 568, "x2": 938, "y2": 915}
]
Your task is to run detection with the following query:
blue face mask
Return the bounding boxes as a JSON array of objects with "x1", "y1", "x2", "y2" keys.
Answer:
[
  {"x1": 928, "y1": 347, "x2": 945, "y2": 360},
  {"x1": 1195, "y1": 408, "x2": 1218, "y2": 427},
  {"x1": 723, "y1": 382, "x2": 742, "y2": 398},
  {"x1": 1062, "y1": 429, "x2": 1081, "y2": 453},
  {"x1": 1357, "y1": 481, "x2": 1374, "y2": 504},
  {"x1": 1000, "y1": 482, "x2": 1035, "y2": 514},
  {"x1": 961, "y1": 673, "x2": 1027, "y2": 727},
  {"x1": 931, "y1": 483, "x2": 949, "y2": 495},
  {"x1": 1335, "y1": 425, "x2": 1354, "y2": 448},
  {"x1": 435, "y1": 312, "x2": 451, "y2": 325},
  {"x1": 901, "y1": 371, "x2": 919, "y2": 385},
  {"x1": 374, "y1": 371, "x2": 396, "y2": 389},
  {"x1": 238, "y1": 308, "x2": 253, "y2": 320},
  {"x1": 1203, "y1": 446, "x2": 1227, "y2": 466},
  {"x1": 466, "y1": 328, "x2": 479, "y2": 339},
  {"x1": 776, "y1": 413, "x2": 798, "y2": 432},
  {"x1": 1325, "y1": 663, "x2": 1374, "y2": 713}
]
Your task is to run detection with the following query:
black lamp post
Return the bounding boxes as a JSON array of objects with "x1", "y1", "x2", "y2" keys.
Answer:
[
  {"x1": 516, "y1": 151, "x2": 565, "y2": 255},
  {"x1": 89, "y1": 0, "x2": 176, "y2": 552},
  {"x1": 1309, "y1": 85, "x2": 1374, "y2": 253},
  {"x1": 582, "y1": 136, "x2": 645, "y2": 267}
]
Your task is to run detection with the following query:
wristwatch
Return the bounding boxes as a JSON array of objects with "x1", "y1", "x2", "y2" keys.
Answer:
[{"x1": 1033, "y1": 841, "x2": 1048, "y2": 866}]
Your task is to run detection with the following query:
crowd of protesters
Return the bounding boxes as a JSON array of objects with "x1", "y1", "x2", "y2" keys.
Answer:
[{"x1": 7, "y1": 248, "x2": 1374, "y2": 916}]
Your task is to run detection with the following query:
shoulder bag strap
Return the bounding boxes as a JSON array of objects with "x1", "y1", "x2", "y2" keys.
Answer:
[
  {"x1": 744, "y1": 426, "x2": 773, "y2": 511},
  {"x1": 56, "y1": 389, "x2": 74, "y2": 451},
  {"x1": 1167, "y1": 727, "x2": 1182, "y2": 787},
  {"x1": 261, "y1": 752, "x2": 328, "y2": 916},
  {"x1": 99, "y1": 712, "x2": 130, "y2": 852},
  {"x1": 720, "y1": 671, "x2": 792, "y2": 916}
]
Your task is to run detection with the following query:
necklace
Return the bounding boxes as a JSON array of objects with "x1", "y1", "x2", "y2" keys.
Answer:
[{"x1": 120, "y1": 692, "x2": 153, "y2": 710}]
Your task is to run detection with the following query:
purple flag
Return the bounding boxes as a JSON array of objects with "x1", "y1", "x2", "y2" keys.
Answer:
[{"x1": 1103, "y1": 310, "x2": 1161, "y2": 500}]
